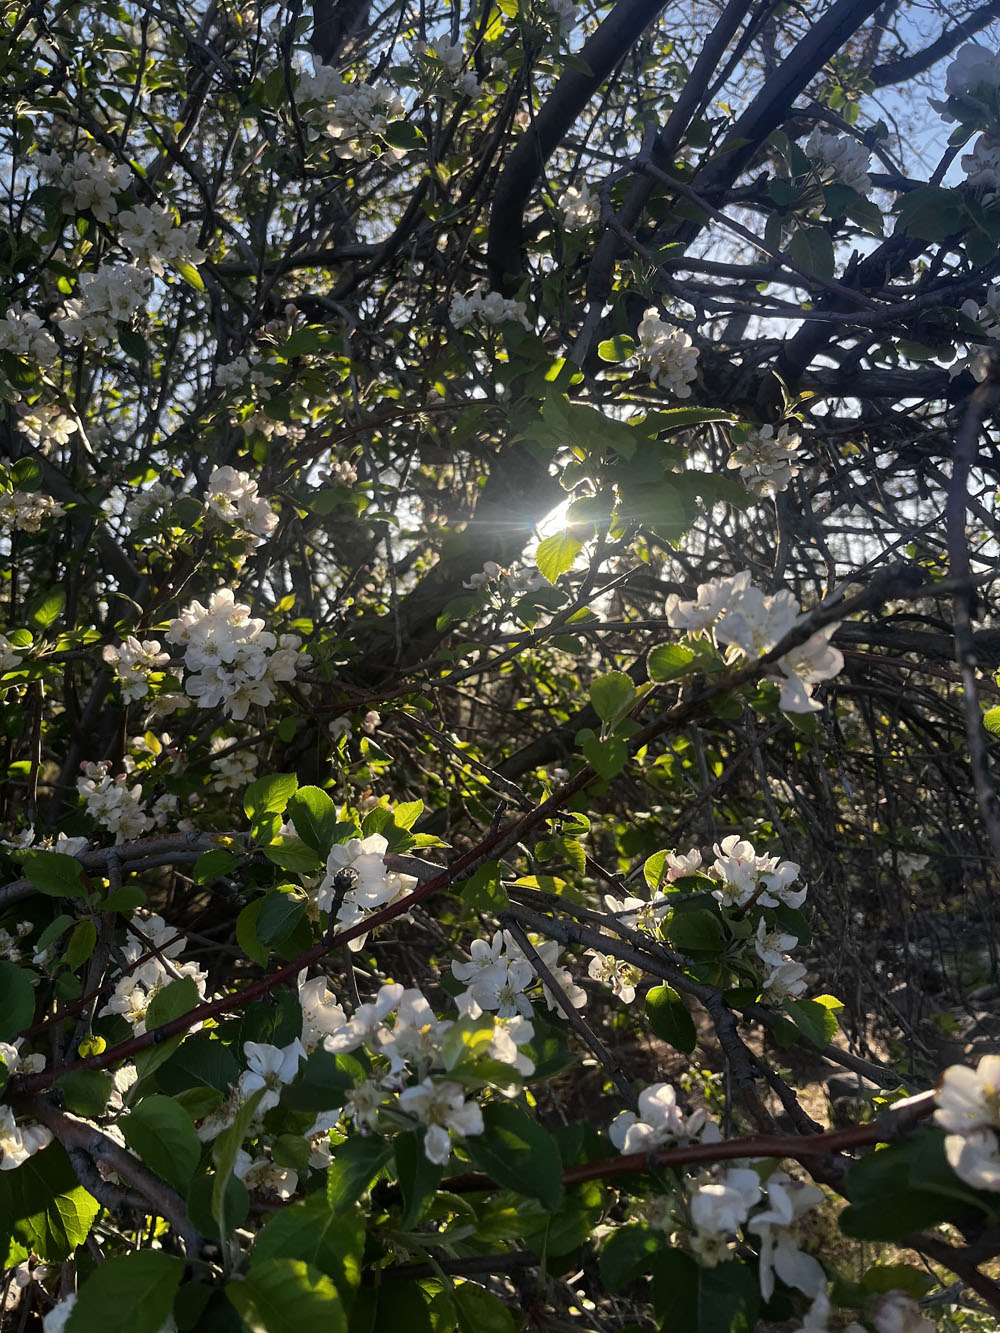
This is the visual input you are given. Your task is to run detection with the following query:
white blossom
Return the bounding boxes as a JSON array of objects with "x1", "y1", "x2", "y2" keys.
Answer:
[
  {"x1": 872, "y1": 1290, "x2": 935, "y2": 1332},
  {"x1": 77, "y1": 760, "x2": 153, "y2": 841},
  {"x1": 559, "y1": 182, "x2": 600, "y2": 227},
  {"x1": 117, "y1": 202, "x2": 205, "y2": 276},
  {"x1": 102, "y1": 636, "x2": 170, "y2": 703},
  {"x1": 0, "y1": 1105, "x2": 53, "y2": 1170},
  {"x1": 805, "y1": 128, "x2": 871, "y2": 194},
  {"x1": 637, "y1": 309, "x2": 699, "y2": 397},
  {"x1": 238, "y1": 1038, "x2": 306, "y2": 1113},
  {"x1": 206, "y1": 465, "x2": 278, "y2": 539},
  {"x1": 748, "y1": 1173, "x2": 825, "y2": 1302},
  {"x1": 609, "y1": 1082, "x2": 717, "y2": 1154},
  {"x1": 297, "y1": 66, "x2": 406, "y2": 159},
  {"x1": 450, "y1": 287, "x2": 530, "y2": 331},
  {"x1": 57, "y1": 263, "x2": 149, "y2": 347},
  {"x1": 586, "y1": 950, "x2": 639, "y2": 1003},
  {"x1": 299, "y1": 972, "x2": 348, "y2": 1051},
  {"x1": 962, "y1": 133, "x2": 1000, "y2": 201},
  {"x1": 0, "y1": 634, "x2": 23, "y2": 673},
  {"x1": 36, "y1": 147, "x2": 132, "y2": 221},
  {"x1": 209, "y1": 738, "x2": 258, "y2": 791},
  {"x1": 317, "y1": 834, "x2": 416, "y2": 949},
  {"x1": 727, "y1": 423, "x2": 802, "y2": 497},
  {"x1": 166, "y1": 588, "x2": 312, "y2": 720},
  {"x1": 689, "y1": 1166, "x2": 761, "y2": 1238},
  {"x1": 0, "y1": 306, "x2": 59, "y2": 364},
  {"x1": 397, "y1": 1077, "x2": 484, "y2": 1164},
  {"x1": 0, "y1": 491, "x2": 64, "y2": 534}
]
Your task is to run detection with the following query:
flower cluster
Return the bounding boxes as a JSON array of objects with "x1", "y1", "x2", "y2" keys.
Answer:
[
  {"x1": 102, "y1": 636, "x2": 170, "y2": 703},
  {"x1": 98, "y1": 910, "x2": 207, "y2": 1033},
  {"x1": 314, "y1": 833, "x2": 417, "y2": 949},
  {"x1": 936, "y1": 1054, "x2": 1000, "y2": 1191},
  {"x1": 210, "y1": 737, "x2": 259, "y2": 791},
  {"x1": 297, "y1": 65, "x2": 406, "y2": 159},
  {"x1": 452, "y1": 929, "x2": 586, "y2": 1016},
  {"x1": 35, "y1": 146, "x2": 132, "y2": 222},
  {"x1": 609, "y1": 1083, "x2": 825, "y2": 1300},
  {"x1": 317, "y1": 979, "x2": 527, "y2": 1163},
  {"x1": 166, "y1": 588, "x2": 312, "y2": 721},
  {"x1": 463, "y1": 560, "x2": 548, "y2": 598},
  {"x1": 665, "y1": 570, "x2": 844, "y2": 713},
  {"x1": 117, "y1": 203, "x2": 206, "y2": 276},
  {"x1": 804, "y1": 128, "x2": 872, "y2": 195},
  {"x1": 961, "y1": 282, "x2": 1000, "y2": 339},
  {"x1": 0, "y1": 307, "x2": 59, "y2": 365},
  {"x1": 0, "y1": 1105, "x2": 52, "y2": 1171},
  {"x1": 0, "y1": 490, "x2": 64, "y2": 535},
  {"x1": 449, "y1": 287, "x2": 531, "y2": 331},
  {"x1": 77, "y1": 761, "x2": 153, "y2": 841},
  {"x1": 727, "y1": 422, "x2": 803, "y2": 496},
  {"x1": 413, "y1": 38, "x2": 481, "y2": 97},
  {"x1": 205, "y1": 465, "x2": 278, "y2": 539},
  {"x1": 599, "y1": 835, "x2": 808, "y2": 1002},
  {"x1": 932, "y1": 43, "x2": 1000, "y2": 130},
  {"x1": 961, "y1": 134, "x2": 1000, "y2": 202},
  {"x1": 57, "y1": 263, "x2": 149, "y2": 347},
  {"x1": 18, "y1": 401, "x2": 78, "y2": 450},
  {"x1": 558, "y1": 181, "x2": 600, "y2": 228},
  {"x1": 637, "y1": 309, "x2": 699, "y2": 397}
]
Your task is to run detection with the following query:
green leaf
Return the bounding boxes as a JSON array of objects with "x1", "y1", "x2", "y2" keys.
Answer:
[
  {"x1": 596, "y1": 334, "x2": 637, "y2": 363},
  {"x1": 326, "y1": 1135, "x2": 393, "y2": 1210},
  {"x1": 212, "y1": 1089, "x2": 265, "y2": 1240},
  {"x1": 173, "y1": 261, "x2": 205, "y2": 291},
  {"x1": 783, "y1": 995, "x2": 842, "y2": 1049},
  {"x1": 895, "y1": 185, "x2": 966, "y2": 243},
  {"x1": 580, "y1": 731, "x2": 629, "y2": 780},
  {"x1": 193, "y1": 849, "x2": 238, "y2": 884},
  {"x1": 280, "y1": 1049, "x2": 353, "y2": 1113},
  {"x1": 256, "y1": 892, "x2": 308, "y2": 949},
  {"x1": 590, "y1": 671, "x2": 636, "y2": 723},
  {"x1": 0, "y1": 962, "x2": 35, "y2": 1040},
  {"x1": 55, "y1": 1069, "x2": 112, "y2": 1118},
  {"x1": 535, "y1": 532, "x2": 583, "y2": 584},
  {"x1": 395, "y1": 1129, "x2": 443, "y2": 1229},
  {"x1": 67, "y1": 1251, "x2": 184, "y2": 1333},
  {"x1": 0, "y1": 1142, "x2": 100, "y2": 1260},
  {"x1": 27, "y1": 585, "x2": 66, "y2": 629},
  {"x1": 122, "y1": 1095, "x2": 201, "y2": 1194},
  {"x1": 236, "y1": 898, "x2": 270, "y2": 966},
  {"x1": 11, "y1": 457, "x2": 42, "y2": 490},
  {"x1": 465, "y1": 1103, "x2": 563, "y2": 1211},
  {"x1": 786, "y1": 225, "x2": 835, "y2": 280},
  {"x1": 287, "y1": 787, "x2": 339, "y2": 855},
  {"x1": 261, "y1": 837, "x2": 323, "y2": 874},
  {"x1": 650, "y1": 1252, "x2": 757, "y2": 1333},
  {"x1": 392, "y1": 799, "x2": 424, "y2": 830},
  {"x1": 599, "y1": 1224, "x2": 661, "y2": 1291},
  {"x1": 22, "y1": 850, "x2": 86, "y2": 897},
  {"x1": 984, "y1": 706, "x2": 1000, "y2": 736},
  {"x1": 244, "y1": 774, "x2": 298, "y2": 820},
  {"x1": 461, "y1": 861, "x2": 508, "y2": 912},
  {"x1": 647, "y1": 643, "x2": 695, "y2": 683},
  {"x1": 645, "y1": 985, "x2": 697, "y2": 1054},
  {"x1": 841, "y1": 1129, "x2": 997, "y2": 1240},
  {"x1": 382, "y1": 121, "x2": 425, "y2": 151},
  {"x1": 226, "y1": 1257, "x2": 346, "y2": 1333},
  {"x1": 253, "y1": 1195, "x2": 364, "y2": 1300},
  {"x1": 666, "y1": 905, "x2": 725, "y2": 955},
  {"x1": 64, "y1": 919, "x2": 97, "y2": 971},
  {"x1": 452, "y1": 1282, "x2": 515, "y2": 1333}
]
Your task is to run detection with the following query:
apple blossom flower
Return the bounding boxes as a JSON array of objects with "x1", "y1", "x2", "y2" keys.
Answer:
[
  {"x1": 727, "y1": 423, "x2": 803, "y2": 497},
  {"x1": 805, "y1": 127, "x2": 871, "y2": 194},
  {"x1": 748, "y1": 1173, "x2": 825, "y2": 1301},
  {"x1": 637, "y1": 308, "x2": 699, "y2": 397},
  {"x1": 238, "y1": 1038, "x2": 306, "y2": 1112},
  {"x1": 609, "y1": 1082, "x2": 717, "y2": 1154},
  {"x1": 397, "y1": 1077, "x2": 484, "y2": 1164}
]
